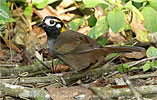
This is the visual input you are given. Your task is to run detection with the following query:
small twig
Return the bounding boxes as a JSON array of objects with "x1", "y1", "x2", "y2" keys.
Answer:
[
  {"x1": 53, "y1": 78, "x2": 66, "y2": 87},
  {"x1": 28, "y1": 69, "x2": 51, "y2": 76},
  {"x1": 105, "y1": 71, "x2": 118, "y2": 78},
  {"x1": 106, "y1": 56, "x2": 157, "y2": 79},
  {"x1": 122, "y1": 74, "x2": 142, "y2": 100},
  {"x1": 18, "y1": 72, "x2": 29, "y2": 77},
  {"x1": 107, "y1": 54, "x2": 120, "y2": 64},
  {"x1": 0, "y1": 63, "x2": 18, "y2": 68},
  {"x1": 129, "y1": 56, "x2": 157, "y2": 67},
  {"x1": 73, "y1": 1, "x2": 79, "y2": 8},
  {"x1": 0, "y1": 83, "x2": 51, "y2": 100},
  {"x1": 0, "y1": 76, "x2": 18, "y2": 79},
  {"x1": 11, "y1": 77, "x2": 20, "y2": 85},
  {"x1": 128, "y1": 72, "x2": 157, "y2": 80},
  {"x1": 80, "y1": 84, "x2": 107, "y2": 100},
  {"x1": 60, "y1": 77, "x2": 66, "y2": 86},
  {"x1": 7, "y1": 23, "x2": 13, "y2": 62},
  {"x1": 57, "y1": 6, "x2": 77, "y2": 15},
  {"x1": 35, "y1": 56, "x2": 51, "y2": 70},
  {"x1": 38, "y1": 65, "x2": 49, "y2": 76},
  {"x1": 14, "y1": 4, "x2": 31, "y2": 32}
]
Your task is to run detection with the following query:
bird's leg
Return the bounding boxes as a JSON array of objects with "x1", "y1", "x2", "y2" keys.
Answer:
[{"x1": 51, "y1": 59, "x2": 56, "y2": 73}]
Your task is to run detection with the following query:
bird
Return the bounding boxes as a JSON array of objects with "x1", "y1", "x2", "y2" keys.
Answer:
[{"x1": 38, "y1": 16, "x2": 144, "y2": 71}]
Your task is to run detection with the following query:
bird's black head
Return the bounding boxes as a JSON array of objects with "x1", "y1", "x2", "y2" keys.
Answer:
[{"x1": 38, "y1": 16, "x2": 66, "y2": 39}]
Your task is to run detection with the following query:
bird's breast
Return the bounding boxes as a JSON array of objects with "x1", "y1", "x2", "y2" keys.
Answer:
[{"x1": 48, "y1": 38, "x2": 56, "y2": 53}]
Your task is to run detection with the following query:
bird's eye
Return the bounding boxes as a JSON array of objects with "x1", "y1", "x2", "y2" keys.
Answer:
[
  {"x1": 50, "y1": 20, "x2": 55, "y2": 24},
  {"x1": 44, "y1": 19, "x2": 56, "y2": 26}
]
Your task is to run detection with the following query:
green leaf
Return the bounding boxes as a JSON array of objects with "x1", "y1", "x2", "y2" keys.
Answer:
[
  {"x1": 0, "y1": 1, "x2": 15, "y2": 24},
  {"x1": 117, "y1": 65, "x2": 124, "y2": 73},
  {"x1": 83, "y1": 0, "x2": 109, "y2": 8},
  {"x1": 132, "y1": 1, "x2": 143, "y2": 9},
  {"x1": 142, "y1": 61, "x2": 151, "y2": 72},
  {"x1": 119, "y1": 23, "x2": 132, "y2": 32},
  {"x1": 122, "y1": 64, "x2": 129, "y2": 69},
  {"x1": 0, "y1": 24, "x2": 6, "y2": 29},
  {"x1": 141, "y1": 6, "x2": 157, "y2": 33},
  {"x1": 32, "y1": 0, "x2": 48, "y2": 9},
  {"x1": 32, "y1": 0, "x2": 59, "y2": 9},
  {"x1": 69, "y1": 18, "x2": 84, "y2": 31},
  {"x1": 0, "y1": 0, "x2": 6, "y2": 2},
  {"x1": 148, "y1": 0, "x2": 157, "y2": 10},
  {"x1": 35, "y1": 96, "x2": 45, "y2": 100},
  {"x1": 8, "y1": 0, "x2": 26, "y2": 2},
  {"x1": 34, "y1": 60, "x2": 40, "y2": 65},
  {"x1": 109, "y1": 0, "x2": 121, "y2": 6},
  {"x1": 146, "y1": 46, "x2": 157, "y2": 58},
  {"x1": 107, "y1": 9, "x2": 125, "y2": 34},
  {"x1": 88, "y1": 16, "x2": 109, "y2": 39},
  {"x1": 24, "y1": 5, "x2": 32, "y2": 18},
  {"x1": 122, "y1": 0, "x2": 129, "y2": 2},
  {"x1": 151, "y1": 60, "x2": 157, "y2": 68},
  {"x1": 132, "y1": 0, "x2": 145, "y2": 3},
  {"x1": 105, "y1": 53, "x2": 118, "y2": 60},
  {"x1": 87, "y1": 15, "x2": 97, "y2": 27},
  {"x1": 97, "y1": 37, "x2": 107, "y2": 46},
  {"x1": 130, "y1": 67, "x2": 138, "y2": 70},
  {"x1": 99, "y1": 4, "x2": 109, "y2": 10},
  {"x1": 125, "y1": 1, "x2": 132, "y2": 10}
]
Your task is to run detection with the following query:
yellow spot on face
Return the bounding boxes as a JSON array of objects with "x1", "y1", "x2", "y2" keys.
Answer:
[
  {"x1": 56, "y1": 19, "x2": 61, "y2": 22},
  {"x1": 55, "y1": 19, "x2": 67, "y2": 33},
  {"x1": 60, "y1": 25, "x2": 67, "y2": 33}
]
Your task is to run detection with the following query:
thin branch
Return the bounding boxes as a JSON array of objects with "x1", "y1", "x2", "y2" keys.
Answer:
[
  {"x1": 128, "y1": 72, "x2": 157, "y2": 80},
  {"x1": 0, "y1": 82, "x2": 51, "y2": 100},
  {"x1": 81, "y1": 84, "x2": 157, "y2": 99},
  {"x1": 129, "y1": 56, "x2": 157, "y2": 67},
  {"x1": 122, "y1": 74, "x2": 142, "y2": 100}
]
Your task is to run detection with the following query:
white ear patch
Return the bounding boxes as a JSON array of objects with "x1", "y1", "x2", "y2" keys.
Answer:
[
  {"x1": 56, "y1": 23, "x2": 61, "y2": 29},
  {"x1": 44, "y1": 19, "x2": 56, "y2": 26}
]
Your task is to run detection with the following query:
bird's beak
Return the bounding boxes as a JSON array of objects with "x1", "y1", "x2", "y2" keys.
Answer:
[{"x1": 38, "y1": 22, "x2": 45, "y2": 27}]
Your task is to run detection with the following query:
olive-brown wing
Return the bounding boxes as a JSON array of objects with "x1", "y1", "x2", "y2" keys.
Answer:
[
  {"x1": 53, "y1": 30, "x2": 101, "y2": 55},
  {"x1": 57, "y1": 48, "x2": 106, "y2": 71}
]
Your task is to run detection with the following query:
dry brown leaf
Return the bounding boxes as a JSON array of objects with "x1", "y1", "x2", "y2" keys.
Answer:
[
  {"x1": 94, "y1": 5, "x2": 105, "y2": 19},
  {"x1": 58, "y1": 0, "x2": 74, "y2": 8},
  {"x1": 2, "y1": 37, "x2": 21, "y2": 53},
  {"x1": 33, "y1": 6, "x2": 58, "y2": 19},
  {"x1": 77, "y1": 26, "x2": 91, "y2": 35},
  {"x1": 59, "y1": 13, "x2": 75, "y2": 21},
  {"x1": 33, "y1": 25, "x2": 45, "y2": 35},
  {"x1": 130, "y1": 12, "x2": 149, "y2": 43},
  {"x1": 46, "y1": 86, "x2": 93, "y2": 100},
  {"x1": 0, "y1": 50, "x2": 4, "y2": 60},
  {"x1": 123, "y1": 50, "x2": 146, "y2": 59},
  {"x1": 34, "y1": 4, "x2": 75, "y2": 21},
  {"x1": 108, "y1": 28, "x2": 126, "y2": 43},
  {"x1": 52, "y1": 64, "x2": 70, "y2": 73},
  {"x1": 33, "y1": 25, "x2": 47, "y2": 45},
  {"x1": 130, "y1": 13, "x2": 146, "y2": 32}
]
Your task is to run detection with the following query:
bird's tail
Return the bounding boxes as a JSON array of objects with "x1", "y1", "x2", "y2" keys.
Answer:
[{"x1": 103, "y1": 46, "x2": 144, "y2": 54}]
